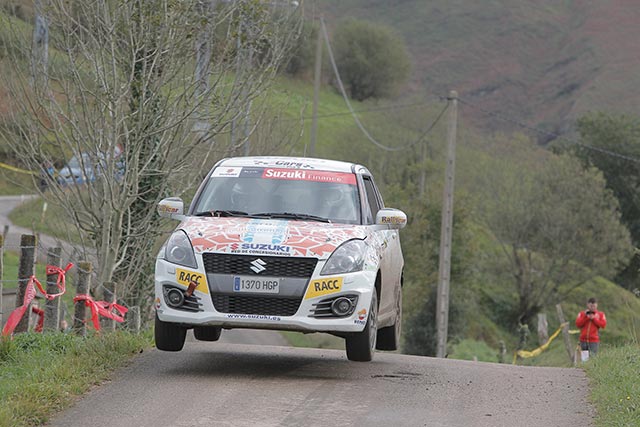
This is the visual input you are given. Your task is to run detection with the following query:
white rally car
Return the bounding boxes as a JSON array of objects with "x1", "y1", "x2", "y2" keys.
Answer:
[{"x1": 154, "y1": 156, "x2": 406, "y2": 361}]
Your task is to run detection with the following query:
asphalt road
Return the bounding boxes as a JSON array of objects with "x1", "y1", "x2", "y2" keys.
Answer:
[
  {"x1": 0, "y1": 195, "x2": 88, "y2": 264},
  {"x1": 46, "y1": 333, "x2": 594, "y2": 427}
]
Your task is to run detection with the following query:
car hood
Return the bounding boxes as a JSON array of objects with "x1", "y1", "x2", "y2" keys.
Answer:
[{"x1": 180, "y1": 217, "x2": 369, "y2": 258}]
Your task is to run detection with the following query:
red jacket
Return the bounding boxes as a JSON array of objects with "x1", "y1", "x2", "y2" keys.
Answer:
[{"x1": 575, "y1": 310, "x2": 606, "y2": 343}]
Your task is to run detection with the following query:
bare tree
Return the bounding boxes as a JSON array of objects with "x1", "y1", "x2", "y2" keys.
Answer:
[{"x1": 1, "y1": 0, "x2": 301, "y2": 308}]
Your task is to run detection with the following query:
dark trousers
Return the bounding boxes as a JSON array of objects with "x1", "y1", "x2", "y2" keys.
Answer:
[{"x1": 580, "y1": 341, "x2": 599, "y2": 355}]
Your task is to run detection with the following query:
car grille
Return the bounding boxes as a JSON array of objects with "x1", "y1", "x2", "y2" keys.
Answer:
[
  {"x1": 202, "y1": 253, "x2": 317, "y2": 277},
  {"x1": 211, "y1": 295, "x2": 302, "y2": 317},
  {"x1": 203, "y1": 254, "x2": 317, "y2": 316}
]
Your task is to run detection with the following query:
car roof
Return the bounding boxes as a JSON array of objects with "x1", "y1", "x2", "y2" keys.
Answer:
[{"x1": 216, "y1": 156, "x2": 369, "y2": 174}]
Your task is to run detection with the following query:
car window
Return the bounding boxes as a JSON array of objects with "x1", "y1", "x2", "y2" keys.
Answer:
[
  {"x1": 193, "y1": 167, "x2": 361, "y2": 224},
  {"x1": 362, "y1": 176, "x2": 381, "y2": 224}
]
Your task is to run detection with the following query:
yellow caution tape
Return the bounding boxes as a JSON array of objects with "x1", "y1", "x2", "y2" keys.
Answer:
[
  {"x1": 514, "y1": 323, "x2": 569, "y2": 361},
  {"x1": 0, "y1": 161, "x2": 36, "y2": 175}
]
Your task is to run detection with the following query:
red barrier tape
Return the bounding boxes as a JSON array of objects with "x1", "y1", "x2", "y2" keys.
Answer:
[
  {"x1": 32, "y1": 307, "x2": 44, "y2": 333},
  {"x1": 73, "y1": 294, "x2": 128, "y2": 331},
  {"x1": 2, "y1": 263, "x2": 73, "y2": 338},
  {"x1": 34, "y1": 263, "x2": 74, "y2": 300},
  {"x1": 2, "y1": 279, "x2": 37, "y2": 337}
]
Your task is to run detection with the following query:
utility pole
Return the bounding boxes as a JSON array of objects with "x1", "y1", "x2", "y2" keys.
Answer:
[
  {"x1": 435, "y1": 90, "x2": 458, "y2": 358},
  {"x1": 194, "y1": 0, "x2": 216, "y2": 137},
  {"x1": 31, "y1": 0, "x2": 48, "y2": 88},
  {"x1": 309, "y1": 16, "x2": 324, "y2": 156}
]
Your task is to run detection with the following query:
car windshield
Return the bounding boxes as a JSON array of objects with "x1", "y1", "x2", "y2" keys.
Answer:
[
  {"x1": 66, "y1": 153, "x2": 91, "y2": 170},
  {"x1": 192, "y1": 167, "x2": 361, "y2": 224}
]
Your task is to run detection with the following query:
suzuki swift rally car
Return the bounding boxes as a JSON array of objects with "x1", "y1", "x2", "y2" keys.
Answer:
[{"x1": 154, "y1": 156, "x2": 407, "y2": 361}]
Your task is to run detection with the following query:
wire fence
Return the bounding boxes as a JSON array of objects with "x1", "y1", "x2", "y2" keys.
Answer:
[{"x1": 1, "y1": 234, "x2": 140, "y2": 337}]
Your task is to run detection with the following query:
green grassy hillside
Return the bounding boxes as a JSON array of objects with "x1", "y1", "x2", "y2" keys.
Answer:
[{"x1": 317, "y1": 0, "x2": 640, "y2": 140}]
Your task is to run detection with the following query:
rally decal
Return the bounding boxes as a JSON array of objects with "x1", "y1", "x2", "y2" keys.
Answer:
[
  {"x1": 186, "y1": 217, "x2": 367, "y2": 258},
  {"x1": 211, "y1": 167, "x2": 241, "y2": 178},
  {"x1": 175, "y1": 268, "x2": 208, "y2": 294},
  {"x1": 262, "y1": 168, "x2": 357, "y2": 185},
  {"x1": 304, "y1": 277, "x2": 343, "y2": 299},
  {"x1": 354, "y1": 308, "x2": 368, "y2": 325}
]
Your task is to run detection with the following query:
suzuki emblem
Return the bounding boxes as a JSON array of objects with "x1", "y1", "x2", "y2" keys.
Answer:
[{"x1": 250, "y1": 258, "x2": 267, "y2": 274}]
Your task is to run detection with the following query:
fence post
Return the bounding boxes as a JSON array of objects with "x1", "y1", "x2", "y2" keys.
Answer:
[
  {"x1": 43, "y1": 247, "x2": 62, "y2": 331},
  {"x1": 537, "y1": 312, "x2": 549, "y2": 345},
  {"x1": 128, "y1": 306, "x2": 141, "y2": 334},
  {"x1": 101, "y1": 281, "x2": 116, "y2": 332},
  {"x1": 556, "y1": 304, "x2": 575, "y2": 366},
  {"x1": 0, "y1": 234, "x2": 4, "y2": 327},
  {"x1": 73, "y1": 261, "x2": 92, "y2": 336},
  {"x1": 497, "y1": 340, "x2": 507, "y2": 363},
  {"x1": 15, "y1": 234, "x2": 37, "y2": 333}
]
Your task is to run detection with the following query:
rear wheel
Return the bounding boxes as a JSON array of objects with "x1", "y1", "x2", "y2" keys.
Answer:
[
  {"x1": 376, "y1": 286, "x2": 402, "y2": 351},
  {"x1": 154, "y1": 313, "x2": 186, "y2": 352},
  {"x1": 193, "y1": 325, "x2": 222, "y2": 342},
  {"x1": 345, "y1": 291, "x2": 378, "y2": 362}
]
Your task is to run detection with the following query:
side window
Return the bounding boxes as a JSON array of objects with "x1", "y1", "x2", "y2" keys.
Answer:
[{"x1": 362, "y1": 176, "x2": 382, "y2": 224}]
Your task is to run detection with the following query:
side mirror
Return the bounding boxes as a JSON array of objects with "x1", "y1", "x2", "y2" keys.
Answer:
[
  {"x1": 158, "y1": 197, "x2": 186, "y2": 221},
  {"x1": 375, "y1": 208, "x2": 407, "y2": 229}
]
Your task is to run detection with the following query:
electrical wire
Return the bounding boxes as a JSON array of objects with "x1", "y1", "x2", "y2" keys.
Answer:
[{"x1": 320, "y1": 18, "x2": 446, "y2": 152}]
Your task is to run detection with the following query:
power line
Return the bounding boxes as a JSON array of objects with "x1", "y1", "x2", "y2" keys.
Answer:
[
  {"x1": 457, "y1": 96, "x2": 640, "y2": 165},
  {"x1": 320, "y1": 17, "x2": 394, "y2": 151}
]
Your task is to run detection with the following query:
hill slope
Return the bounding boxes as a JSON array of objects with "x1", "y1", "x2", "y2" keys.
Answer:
[{"x1": 317, "y1": 0, "x2": 640, "y2": 140}]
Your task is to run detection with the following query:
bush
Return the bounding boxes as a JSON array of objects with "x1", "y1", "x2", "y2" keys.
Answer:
[{"x1": 331, "y1": 18, "x2": 410, "y2": 101}]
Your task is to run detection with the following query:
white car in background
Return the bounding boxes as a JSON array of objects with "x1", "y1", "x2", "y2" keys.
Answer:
[{"x1": 154, "y1": 156, "x2": 407, "y2": 361}]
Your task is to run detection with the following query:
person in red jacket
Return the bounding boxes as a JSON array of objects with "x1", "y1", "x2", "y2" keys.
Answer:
[{"x1": 575, "y1": 297, "x2": 607, "y2": 355}]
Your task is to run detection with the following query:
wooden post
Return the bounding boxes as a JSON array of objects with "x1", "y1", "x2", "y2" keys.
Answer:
[
  {"x1": 73, "y1": 261, "x2": 92, "y2": 336},
  {"x1": 498, "y1": 340, "x2": 507, "y2": 364},
  {"x1": 556, "y1": 304, "x2": 575, "y2": 365},
  {"x1": 14, "y1": 234, "x2": 37, "y2": 333},
  {"x1": 43, "y1": 247, "x2": 62, "y2": 331},
  {"x1": 0, "y1": 234, "x2": 4, "y2": 327},
  {"x1": 128, "y1": 306, "x2": 141, "y2": 334},
  {"x1": 101, "y1": 281, "x2": 116, "y2": 332},
  {"x1": 537, "y1": 312, "x2": 549, "y2": 345},
  {"x1": 2, "y1": 225, "x2": 8, "y2": 241}
]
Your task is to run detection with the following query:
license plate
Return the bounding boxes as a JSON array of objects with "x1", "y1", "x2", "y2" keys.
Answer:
[{"x1": 233, "y1": 276, "x2": 280, "y2": 294}]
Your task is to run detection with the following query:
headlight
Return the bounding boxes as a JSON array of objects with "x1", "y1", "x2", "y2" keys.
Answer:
[
  {"x1": 164, "y1": 230, "x2": 197, "y2": 268},
  {"x1": 320, "y1": 240, "x2": 366, "y2": 275}
]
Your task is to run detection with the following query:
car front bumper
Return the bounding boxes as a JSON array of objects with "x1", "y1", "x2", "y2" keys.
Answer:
[{"x1": 154, "y1": 257, "x2": 376, "y2": 334}]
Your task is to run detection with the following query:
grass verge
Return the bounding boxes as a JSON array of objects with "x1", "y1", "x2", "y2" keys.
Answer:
[
  {"x1": 0, "y1": 331, "x2": 151, "y2": 427},
  {"x1": 583, "y1": 343, "x2": 639, "y2": 427}
]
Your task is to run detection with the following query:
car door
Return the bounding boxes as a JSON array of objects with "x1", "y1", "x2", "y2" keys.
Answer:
[{"x1": 361, "y1": 175, "x2": 399, "y2": 320}]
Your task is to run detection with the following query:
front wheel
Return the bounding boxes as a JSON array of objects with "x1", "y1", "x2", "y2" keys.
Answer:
[
  {"x1": 345, "y1": 291, "x2": 378, "y2": 362},
  {"x1": 155, "y1": 313, "x2": 186, "y2": 352},
  {"x1": 193, "y1": 325, "x2": 222, "y2": 341},
  {"x1": 376, "y1": 286, "x2": 402, "y2": 351}
]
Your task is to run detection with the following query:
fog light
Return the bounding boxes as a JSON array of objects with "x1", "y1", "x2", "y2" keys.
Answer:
[
  {"x1": 331, "y1": 297, "x2": 354, "y2": 316},
  {"x1": 166, "y1": 288, "x2": 185, "y2": 308}
]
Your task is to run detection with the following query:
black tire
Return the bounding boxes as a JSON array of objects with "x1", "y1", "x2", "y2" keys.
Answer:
[
  {"x1": 154, "y1": 313, "x2": 186, "y2": 352},
  {"x1": 376, "y1": 286, "x2": 402, "y2": 351},
  {"x1": 345, "y1": 291, "x2": 378, "y2": 362},
  {"x1": 193, "y1": 325, "x2": 222, "y2": 342}
]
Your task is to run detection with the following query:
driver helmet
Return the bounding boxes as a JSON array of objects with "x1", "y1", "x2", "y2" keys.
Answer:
[{"x1": 230, "y1": 180, "x2": 253, "y2": 211}]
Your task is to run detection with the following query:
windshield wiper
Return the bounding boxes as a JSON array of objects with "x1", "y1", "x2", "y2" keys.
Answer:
[
  {"x1": 195, "y1": 210, "x2": 250, "y2": 217},
  {"x1": 254, "y1": 212, "x2": 332, "y2": 223}
]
